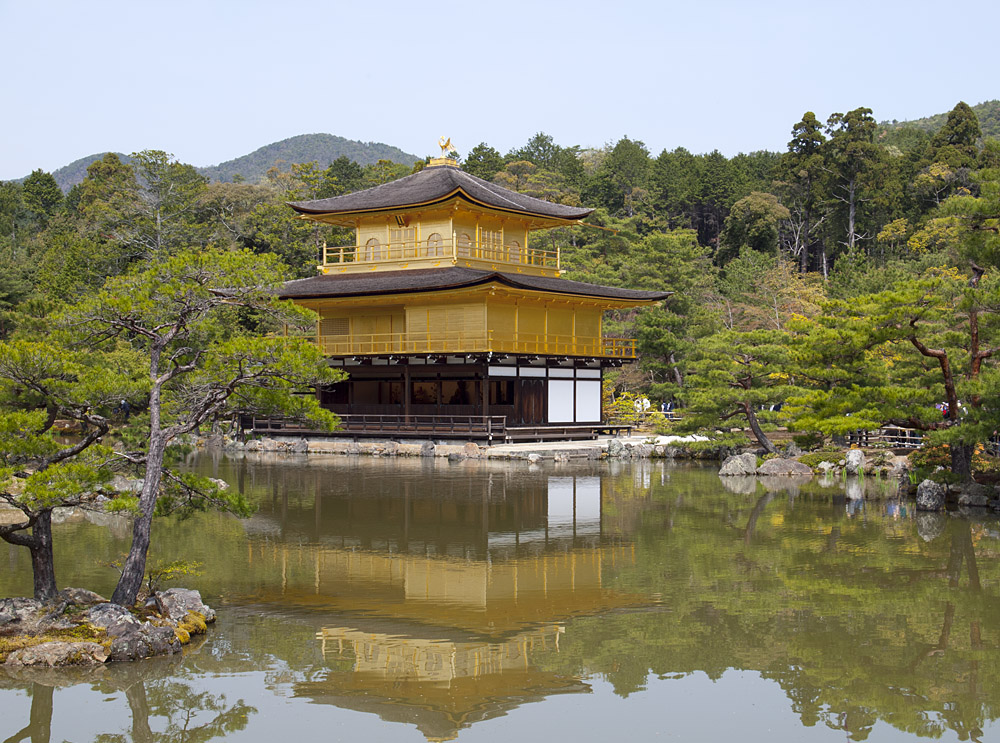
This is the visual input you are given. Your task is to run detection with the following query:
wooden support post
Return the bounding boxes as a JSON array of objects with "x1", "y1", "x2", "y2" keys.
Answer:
[{"x1": 404, "y1": 364, "x2": 411, "y2": 424}]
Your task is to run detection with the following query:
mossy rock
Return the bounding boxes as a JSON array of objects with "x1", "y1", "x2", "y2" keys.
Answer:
[
  {"x1": 173, "y1": 626, "x2": 191, "y2": 644},
  {"x1": 0, "y1": 623, "x2": 107, "y2": 663},
  {"x1": 178, "y1": 611, "x2": 208, "y2": 636}
]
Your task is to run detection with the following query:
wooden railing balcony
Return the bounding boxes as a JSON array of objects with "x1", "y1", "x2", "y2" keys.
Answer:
[
  {"x1": 321, "y1": 237, "x2": 560, "y2": 270},
  {"x1": 312, "y1": 331, "x2": 636, "y2": 359},
  {"x1": 248, "y1": 414, "x2": 508, "y2": 441}
]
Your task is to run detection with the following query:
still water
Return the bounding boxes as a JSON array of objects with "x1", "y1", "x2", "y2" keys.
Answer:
[{"x1": 2, "y1": 454, "x2": 999, "y2": 742}]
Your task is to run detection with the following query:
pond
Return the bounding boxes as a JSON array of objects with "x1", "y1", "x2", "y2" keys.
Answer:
[{"x1": 2, "y1": 453, "x2": 999, "y2": 742}]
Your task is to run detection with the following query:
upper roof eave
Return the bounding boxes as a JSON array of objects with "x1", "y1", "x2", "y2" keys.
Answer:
[
  {"x1": 278, "y1": 267, "x2": 671, "y2": 304},
  {"x1": 286, "y1": 164, "x2": 594, "y2": 222},
  {"x1": 289, "y1": 188, "x2": 592, "y2": 225}
]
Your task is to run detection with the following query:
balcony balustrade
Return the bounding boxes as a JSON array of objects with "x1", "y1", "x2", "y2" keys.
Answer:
[
  {"x1": 311, "y1": 331, "x2": 636, "y2": 359},
  {"x1": 321, "y1": 236, "x2": 559, "y2": 270}
]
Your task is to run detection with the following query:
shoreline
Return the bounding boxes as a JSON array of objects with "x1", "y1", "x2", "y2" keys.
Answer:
[{"x1": 201, "y1": 432, "x2": 720, "y2": 461}]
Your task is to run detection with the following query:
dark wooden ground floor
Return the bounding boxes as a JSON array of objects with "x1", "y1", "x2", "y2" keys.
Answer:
[
  {"x1": 243, "y1": 354, "x2": 627, "y2": 443},
  {"x1": 320, "y1": 355, "x2": 609, "y2": 426}
]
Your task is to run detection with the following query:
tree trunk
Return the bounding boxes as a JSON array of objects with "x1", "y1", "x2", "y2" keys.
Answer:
[
  {"x1": 951, "y1": 443, "x2": 974, "y2": 483},
  {"x1": 668, "y1": 352, "x2": 683, "y2": 387},
  {"x1": 111, "y1": 433, "x2": 168, "y2": 606},
  {"x1": 744, "y1": 404, "x2": 777, "y2": 454},
  {"x1": 800, "y1": 199, "x2": 811, "y2": 274},
  {"x1": 29, "y1": 511, "x2": 57, "y2": 602}
]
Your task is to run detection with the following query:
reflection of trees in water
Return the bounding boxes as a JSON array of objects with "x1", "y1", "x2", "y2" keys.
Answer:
[
  {"x1": 3, "y1": 683, "x2": 52, "y2": 743},
  {"x1": 540, "y1": 494, "x2": 1000, "y2": 741},
  {"x1": 95, "y1": 678, "x2": 256, "y2": 743},
  {"x1": 2, "y1": 673, "x2": 255, "y2": 743}
]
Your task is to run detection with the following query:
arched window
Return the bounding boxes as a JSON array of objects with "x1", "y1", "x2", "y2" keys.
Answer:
[
  {"x1": 426, "y1": 232, "x2": 444, "y2": 257},
  {"x1": 365, "y1": 237, "x2": 381, "y2": 261},
  {"x1": 505, "y1": 240, "x2": 521, "y2": 264},
  {"x1": 457, "y1": 232, "x2": 472, "y2": 258}
]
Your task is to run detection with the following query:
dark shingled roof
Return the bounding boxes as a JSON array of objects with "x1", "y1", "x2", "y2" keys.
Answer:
[
  {"x1": 288, "y1": 164, "x2": 594, "y2": 221},
  {"x1": 279, "y1": 267, "x2": 671, "y2": 302}
]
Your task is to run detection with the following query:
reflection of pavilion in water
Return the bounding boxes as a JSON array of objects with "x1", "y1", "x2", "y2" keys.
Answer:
[
  {"x1": 301, "y1": 621, "x2": 589, "y2": 742},
  {"x1": 232, "y1": 463, "x2": 649, "y2": 740},
  {"x1": 241, "y1": 462, "x2": 614, "y2": 559}
]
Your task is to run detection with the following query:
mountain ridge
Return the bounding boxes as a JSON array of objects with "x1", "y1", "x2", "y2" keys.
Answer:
[
  {"x1": 23, "y1": 134, "x2": 422, "y2": 191},
  {"x1": 880, "y1": 99, "x2": 1000, "y2": 139}
]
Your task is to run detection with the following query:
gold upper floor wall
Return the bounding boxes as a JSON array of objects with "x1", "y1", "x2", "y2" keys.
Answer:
[
  {"x1": 316, "y1": 200, "x2": 564, "y2": 278},
  {"x1": 294, "y1": 285, "x2": 638, "y2": 358}
]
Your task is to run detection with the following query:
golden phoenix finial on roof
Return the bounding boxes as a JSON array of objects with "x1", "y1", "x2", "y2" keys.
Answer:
[{"x1": 438, "y1": 136, "x2": 455, "y2": 156}]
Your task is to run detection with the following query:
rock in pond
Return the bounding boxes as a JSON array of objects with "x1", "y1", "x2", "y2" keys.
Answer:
[
  {"x1": 5, "y1": 641, "x2": 108, "y2": 667},
  {"x1": 155, "y1": 588, "x2": 216, "y2": 623},
  {"x1": 719, "y1": 452, "x2": 758, "y2": 476},
  {"x1": 756, "y1": 458, "x2": 813, "y2": 477},
  {"x1": 844, "y1": 449, "x2": 866, "y2": 475},
  {"x1": 916, "y1": 479, "x2": 946, "y2": 511},
  {"x1": 108, "y1": 625, "x2": 180, "y2": 662},
  {"x1": 956, "y1": 483, "x2": 993, "y2": 507}
]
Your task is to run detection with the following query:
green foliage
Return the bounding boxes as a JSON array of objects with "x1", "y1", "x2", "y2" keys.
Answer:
[
  {"x1": 717, "y1": 191, "x2": 790, "y2": 262},
  {"x1": 602, "y1": 381, "x2": 644, "y2": 426},
  {"x1": 627, "y1": 230, "x2": 718, "y2": 399},
  {"x1": 797, "y1": 450, "x2": 843, "y2": 468},
  {"x1": 791, "y1": 431, "x2": 825, "y2": 450},
  {"x1": 908, "y1": 443, "x2": 1000, "y2": 474},
  {"x1": 881, "y1": 99, "x2": 1000, "y2": 141},
  {"x1": 21, "y1": 170, "x2": 63, "y2": 220},
  {"x1": 680, "y1": 328, "x2": 796, "y2": 452},
  {"x1": 463, "y1": 143, "x2": 505, "y2": 181},
  {"x1": 105, "y1": 555, "x2": 204, "y2": 595},
  {"x1": 62, "y1": 247, "x2": 343, "y2": 432}
]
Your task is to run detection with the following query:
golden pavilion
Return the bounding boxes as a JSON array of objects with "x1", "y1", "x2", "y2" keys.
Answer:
[{"x1": 277, "y1": 154, "x2": 669, "y2": 441}]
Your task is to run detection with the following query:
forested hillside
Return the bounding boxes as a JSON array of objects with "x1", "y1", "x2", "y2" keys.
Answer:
[
  {"x1": 3, "y1": 100, "x2": 1000, "y2": 478},
  {"x1": 19, "y1": 134, "x2": 420, "y2": 191},
  {"x1": 45, "y1": 152, "x2": 131, "y2": 191},
  {"x1": 881, "y1": 99, "x2": 1000, "y2": 139},
  {"x1": 198, "y1": 134, "x2": 420, "y2": 183}
]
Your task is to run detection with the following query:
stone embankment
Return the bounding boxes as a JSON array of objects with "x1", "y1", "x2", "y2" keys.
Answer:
[
  {"x1": 0, "y1": 588, "x2": 214, "y2": 667},
  {"x1": 719, "y1": 449, "x2": 1000, "y2": 511},
  {"x1": 198, "y1": 433, "x2": 716, "y2": 461}
]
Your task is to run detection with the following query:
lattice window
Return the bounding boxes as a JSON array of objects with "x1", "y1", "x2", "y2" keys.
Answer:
[{"x1": 321, "y1": 317, "x2": 350, "y2": 336}]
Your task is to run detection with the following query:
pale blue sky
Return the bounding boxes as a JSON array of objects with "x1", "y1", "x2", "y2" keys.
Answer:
[{"x1": 2, "y1": 0, "x2": 997, "y2": 180}]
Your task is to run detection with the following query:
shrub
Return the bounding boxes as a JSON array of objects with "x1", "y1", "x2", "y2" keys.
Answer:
[
  {"x1": 798, "y1": 451, "x2": 843, "y2": 469},
  {"x1": 104, "y1": 557, "x2": 203, "y2": 599},
  {"x1": 792, "y1": 432, "x2": 825, "y2": 451},
  {"x1": 909, "y1": 443, "x2": 1000, "y2": 474}
]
